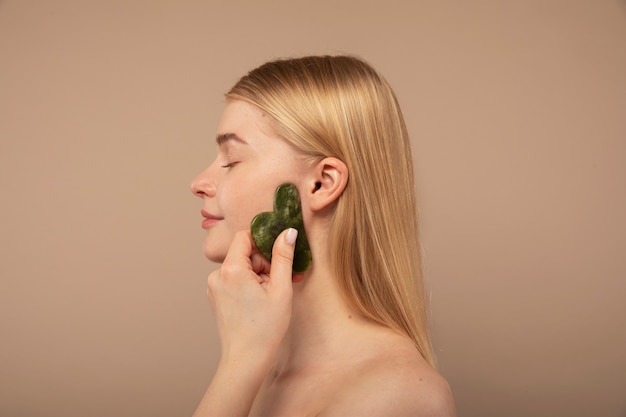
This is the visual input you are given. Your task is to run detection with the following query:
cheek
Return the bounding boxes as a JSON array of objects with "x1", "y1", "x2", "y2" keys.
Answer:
[
  {"x1": 218, "y1": 159, "x2": 301, "y2": 229},
  {"x1": 219, "y1": 183, "x2": 271, "y2": 232}
]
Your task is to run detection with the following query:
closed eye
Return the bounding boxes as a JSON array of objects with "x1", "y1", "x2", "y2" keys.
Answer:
[{"x1": 221, "y1": 162, "x2": 239, "y2": 169}]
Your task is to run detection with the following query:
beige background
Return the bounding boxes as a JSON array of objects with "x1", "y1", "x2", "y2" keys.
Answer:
[{"x1": 1, "y1": 1, "x2": 625, "y2": 416}]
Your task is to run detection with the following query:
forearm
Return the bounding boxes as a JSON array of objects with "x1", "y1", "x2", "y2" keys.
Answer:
[
  {"x1": 193, "y1": 230, "x2": 296, "y2": 416},
  {"x1": 192, "y1": 353, "x2": 273, "y2": 417}
]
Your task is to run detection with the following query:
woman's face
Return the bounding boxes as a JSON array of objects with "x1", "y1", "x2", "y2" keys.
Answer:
[{"x1": 191, "y1": 100, "x2": 306, "y2": 262}]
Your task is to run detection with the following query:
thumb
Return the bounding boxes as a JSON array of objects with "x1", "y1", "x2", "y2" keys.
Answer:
[{"x1": 268, "y1": 228, "x2": 298, "y2": 288}]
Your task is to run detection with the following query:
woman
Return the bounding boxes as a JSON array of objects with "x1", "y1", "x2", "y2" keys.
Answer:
[{"x1": 191, "y1": 55, "x2": 456, "y2": 416}]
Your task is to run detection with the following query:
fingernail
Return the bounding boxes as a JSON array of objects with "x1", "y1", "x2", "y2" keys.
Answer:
[{"x1": 285, "y1": 228, "x2": 298, "y2": 245}]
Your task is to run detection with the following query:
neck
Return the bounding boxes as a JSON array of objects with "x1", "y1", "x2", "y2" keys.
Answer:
[{"x1": 270, "y1": 260, "x2": 373, "y2": 376}]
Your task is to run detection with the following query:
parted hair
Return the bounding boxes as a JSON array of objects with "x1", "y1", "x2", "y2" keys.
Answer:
[{"x1": 226, "y1": 55, "x2": 435, "y2": 367}]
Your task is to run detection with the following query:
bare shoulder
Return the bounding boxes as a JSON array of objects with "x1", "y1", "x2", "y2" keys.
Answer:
[{"x1": 324, "y1": 334, "x2": 456, "y2": 417}]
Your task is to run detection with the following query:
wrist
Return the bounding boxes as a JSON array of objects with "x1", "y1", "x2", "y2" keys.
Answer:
[{"x1": 219, "y1": 345, "x2": 277, "y2": 377}]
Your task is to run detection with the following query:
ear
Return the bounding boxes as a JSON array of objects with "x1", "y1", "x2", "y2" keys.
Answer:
[{"x1": 306, "y1": 157, "x2": 349, "y2": 212}]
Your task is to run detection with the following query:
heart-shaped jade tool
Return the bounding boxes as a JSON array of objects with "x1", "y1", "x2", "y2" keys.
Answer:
[{"x1": 250, "y1": 183, "x2": 312, "y2": 273}]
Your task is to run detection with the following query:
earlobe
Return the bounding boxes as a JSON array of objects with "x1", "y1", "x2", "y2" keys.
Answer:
[{"x1": 308, "y1": 157, "x2": 348, "y2": 212}]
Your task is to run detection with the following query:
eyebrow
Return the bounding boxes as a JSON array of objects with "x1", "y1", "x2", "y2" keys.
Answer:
[{"x1": 216, "y1": 132, "x2": 248, "y2": 146}]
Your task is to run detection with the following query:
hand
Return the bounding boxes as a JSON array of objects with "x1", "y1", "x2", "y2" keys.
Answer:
[{"x1": 206, "y1": 228, "x2": 298, "y2": 362}]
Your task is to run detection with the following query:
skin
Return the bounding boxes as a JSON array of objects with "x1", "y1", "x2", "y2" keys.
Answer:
[
  {"x1": 190, "y1": 100, "x2": 456, "y2": 417},
  {"x1": 191, "y1": 100, "x2": 309, "y2": 263}
]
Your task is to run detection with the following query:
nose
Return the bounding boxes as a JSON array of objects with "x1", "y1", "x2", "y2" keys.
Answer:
[{"x1": 191, "y1": 167, "x2": 216, "y2": 198}]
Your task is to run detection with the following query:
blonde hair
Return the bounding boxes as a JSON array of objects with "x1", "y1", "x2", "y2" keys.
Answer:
[{"x1": 227, "y1": 55, "x2": 435, "y2": 367}]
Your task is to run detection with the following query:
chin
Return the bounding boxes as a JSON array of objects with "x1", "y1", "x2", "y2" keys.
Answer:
[
  {"x1": 203, "y1": 241, "x2": 227, "y2": 264},
  {"x1": 204, "y1": 251, "x2": 226, "y2": 264}
]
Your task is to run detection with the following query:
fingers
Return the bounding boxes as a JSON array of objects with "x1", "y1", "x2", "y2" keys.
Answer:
[
  {"x1": 250, "y1": 252, "x2": 270, "y2": 277},
  {"x1": 268, "y1": 228, "x2": 298, "y2": 289},
  {"x1": 208, "y1": 231, "x2": 254, "y2": 296},
  {"x1": 223, "y1": 230, "x2": 253, "y2": 267},
  {"x1": 209, "y1": 228, "x2": 297, "y2": 296}
]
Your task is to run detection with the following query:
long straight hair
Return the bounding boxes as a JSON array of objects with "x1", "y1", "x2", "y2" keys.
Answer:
[{"x1": 227, "y1": 55, "x2": 435, "y2": 367}]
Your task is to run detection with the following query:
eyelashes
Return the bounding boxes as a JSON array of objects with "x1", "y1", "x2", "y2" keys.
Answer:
[{"x1": 221, "y1": 162, "x2": 239, "y2": 169}]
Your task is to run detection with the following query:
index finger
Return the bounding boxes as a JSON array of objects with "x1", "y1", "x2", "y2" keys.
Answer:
[{"x1": 222, "y1": 230, "x2": 254, "y2": 268}]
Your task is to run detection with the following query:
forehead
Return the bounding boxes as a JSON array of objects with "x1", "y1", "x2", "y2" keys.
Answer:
[{"x1": 217, "y1": 100, "x2": 275, "y2": 142}]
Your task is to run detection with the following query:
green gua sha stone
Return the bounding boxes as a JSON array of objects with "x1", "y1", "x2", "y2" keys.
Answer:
[{"x1": 250, "y1": 183, "x2": 312, "y2": 273}]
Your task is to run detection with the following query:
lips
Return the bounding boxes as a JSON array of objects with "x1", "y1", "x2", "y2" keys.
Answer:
[{"x1": 200, "y1": 209, "x2": 224, "y2": 229}]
